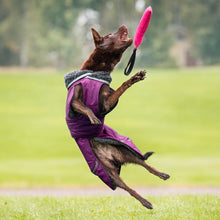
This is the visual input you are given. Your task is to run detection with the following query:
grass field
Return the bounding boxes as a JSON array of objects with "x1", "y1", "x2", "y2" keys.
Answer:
[
  {"x1": 0, "y1": 67, "x2": 220, "y2": 188},
  {"x1": 0, "y1": 195, "x2": 220, "y2": 219}
]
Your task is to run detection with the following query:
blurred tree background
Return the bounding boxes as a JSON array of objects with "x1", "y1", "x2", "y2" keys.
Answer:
[{"x1": 0, "y1": 0, "x2": 219, "y2": 69}]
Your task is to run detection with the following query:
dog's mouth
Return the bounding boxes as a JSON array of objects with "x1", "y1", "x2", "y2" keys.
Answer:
[{"x1": 120, "y1": 30, "x2": 128, "y2": 41}]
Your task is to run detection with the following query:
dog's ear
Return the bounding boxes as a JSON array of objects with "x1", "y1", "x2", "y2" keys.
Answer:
[{"x1": 91, "y1": 28, "x2": 103, "y2": 46}]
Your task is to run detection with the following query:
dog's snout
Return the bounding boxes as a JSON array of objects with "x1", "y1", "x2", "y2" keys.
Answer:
[{"x1": 118, "y1": 25, "x2": 128, "y2": 33}]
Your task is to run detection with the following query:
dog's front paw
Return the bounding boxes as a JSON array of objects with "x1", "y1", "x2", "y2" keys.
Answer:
[
  {"x1": 137, "y1": 70, "x2": 146, "y2": 79},
  {"x1": 90, "y1": 117, "x2": 102, "y2": 125},
  {"x1": 130, "y1": 70, "x2": 146, "y2": 85},
  {"x1": 88, "y1": 113, "x2": 102, "y2": 125}
]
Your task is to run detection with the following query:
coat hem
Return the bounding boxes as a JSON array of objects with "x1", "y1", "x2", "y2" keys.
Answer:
[{"x1": 93, "y1": 137, "x2": 144, "y2": 160}]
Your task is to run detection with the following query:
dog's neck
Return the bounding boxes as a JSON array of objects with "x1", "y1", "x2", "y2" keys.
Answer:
[{"x1": 80, "y1": 48, "x2": 122, "y2": 72}]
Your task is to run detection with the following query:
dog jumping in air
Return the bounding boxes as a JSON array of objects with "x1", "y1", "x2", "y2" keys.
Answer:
[{"x1": 64, "y1": 25, "x2": 170, "y2": 209}]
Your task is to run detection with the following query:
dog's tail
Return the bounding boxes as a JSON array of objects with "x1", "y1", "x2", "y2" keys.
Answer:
[{"x1": 143, "y1": 151, "x2": 154, "y2": 160}]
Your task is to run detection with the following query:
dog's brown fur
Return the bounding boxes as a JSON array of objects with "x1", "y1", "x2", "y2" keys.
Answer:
[{"x1": 71, "y1": 25, "x2": 170, "y2": 209}]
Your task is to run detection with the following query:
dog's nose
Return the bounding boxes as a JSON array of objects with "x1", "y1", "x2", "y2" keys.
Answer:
[
  {"x1": 117, "y1": 25, "x2": 128, "y2": 35},
  {"x1": 119, "y1": 25, "x2": 127, "y2": 30}
]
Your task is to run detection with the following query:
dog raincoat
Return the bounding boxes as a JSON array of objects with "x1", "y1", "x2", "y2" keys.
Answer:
[{"x1": 65, "y1": 70, "x2": 144, "y2": 190}]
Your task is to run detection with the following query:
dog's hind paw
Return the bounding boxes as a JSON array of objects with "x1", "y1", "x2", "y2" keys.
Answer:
[
  {"x1": 142, "y1": 200, "x2": 153, "y2": 209},
  {"x1": 159, "y1": 173, "x2": 170, "y2": 180}
]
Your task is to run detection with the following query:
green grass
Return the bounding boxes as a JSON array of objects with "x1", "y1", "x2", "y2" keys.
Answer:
[
  {"x1": 0, "y1": 195, "x2": 219, "y2": 219},
  {"x1": 0, "y1": 67, "x2": 220, "y2": 187}
]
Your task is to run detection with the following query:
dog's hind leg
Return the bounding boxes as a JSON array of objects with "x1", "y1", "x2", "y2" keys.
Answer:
[
  {"x1": 110, "y1": 170, "x2": 153, "y2": 209},
  {"x1": 90, "y1": 140, "x2": 153, "y2": 209},
  {"x1": 117, "y1": 146, "x2": 170, "y2": 180},
  {"x1": 138, "y1": 160, "x2": 170, "y2": 180},
  {"x1": 131, "y1": 156, "x2": 170, "y2": 180}
]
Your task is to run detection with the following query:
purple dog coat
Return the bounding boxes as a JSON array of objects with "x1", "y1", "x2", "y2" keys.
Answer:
[{"x1": 64, "y1": 70, "x2": 144, "y2": 190}]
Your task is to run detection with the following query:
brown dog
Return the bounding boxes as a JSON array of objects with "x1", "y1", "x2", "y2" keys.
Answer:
[{"x1": 66, "y1": 25, "x2": 170, "y2": 209}]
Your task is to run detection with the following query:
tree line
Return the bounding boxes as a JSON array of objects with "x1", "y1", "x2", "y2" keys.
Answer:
[{"x1": 0, "y1": 0, "x2": 219, "y2": 69}]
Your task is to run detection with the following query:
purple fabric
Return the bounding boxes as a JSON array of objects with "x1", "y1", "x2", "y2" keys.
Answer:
[
  {"x1": 96, "y1": 125, "x2": 144, "y2": 158},
  {"x1": 65, "y1": 78, "x2": 105, "y2": 138},
  {"x1": 65, "y1": 77, "x2": 144, "y2": 190}
]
